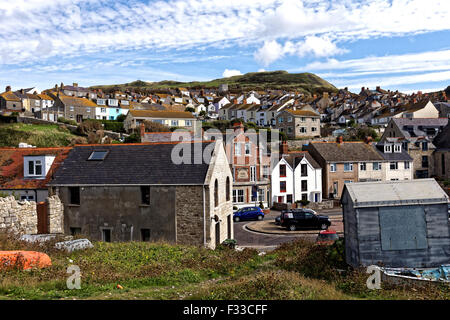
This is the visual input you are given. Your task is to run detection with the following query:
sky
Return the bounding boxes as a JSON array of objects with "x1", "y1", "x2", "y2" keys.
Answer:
[{"x1": 0, "y1": 0, "x2": 450, "y2": 94}]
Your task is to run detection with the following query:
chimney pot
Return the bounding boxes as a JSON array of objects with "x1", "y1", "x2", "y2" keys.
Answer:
[
  {"x1": 140, "y1": 123, "x2": 145, "y2": 138},
  {"x1": 5, "y1": 86, "x2": 11, "y2": 92},
  {"x1": 336, "y1": 136, "x2": 343, "y2": 144},
  {"x1": 281, "y1": 140, "x2": 288, "y2": 155}
]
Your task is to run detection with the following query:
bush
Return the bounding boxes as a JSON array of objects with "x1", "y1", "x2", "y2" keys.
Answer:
[
  {"x1": 101, "y1": 121, "x2": 124, "y2": 133},
  {"x1": 57, "y1": 117, "x2": 77, "y2": 126},
  {"x1": 115, "y1": 114, "x2": 127, "y2": 122},
  {"x1": 77, "y1": 119, "x2": 103, "y2": 135},
  {"x1": 124, "y1": 133, "x2": 140, "y2": 143},
  {"x1": 143, "y1": 120, "x2": 171, "y2": 133}
]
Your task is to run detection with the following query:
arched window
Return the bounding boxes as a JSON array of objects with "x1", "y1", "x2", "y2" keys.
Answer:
[
  {"x1": 214, "y1": 179, "x2": 219, "y2": 207},
  {"x1": 226, "y1": 177, "x2": 230, "y2": 201}
]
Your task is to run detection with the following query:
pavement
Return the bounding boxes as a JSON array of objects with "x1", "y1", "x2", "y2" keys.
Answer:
[{"x1": 233, "y1": 208, "x2": 343, "y2": 251}]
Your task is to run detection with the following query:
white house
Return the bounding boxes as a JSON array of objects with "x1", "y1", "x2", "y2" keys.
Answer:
[{"x1": 271, "y1": 152, "x2": 322, "y2": 204}]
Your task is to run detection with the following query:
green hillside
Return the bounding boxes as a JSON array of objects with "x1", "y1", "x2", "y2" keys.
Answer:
[{"x1": 91, "y1": 71, "x2": 337, "y2": 95}]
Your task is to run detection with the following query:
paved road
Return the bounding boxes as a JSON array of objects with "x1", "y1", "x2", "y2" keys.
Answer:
[{"x1": 233, "y1": 209, "x2": 342, "y2": 250}]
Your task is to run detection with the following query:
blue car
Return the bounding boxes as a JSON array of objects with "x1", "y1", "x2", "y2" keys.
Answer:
[{"x1": 233, "y1": 207, "x2": 264, "y2": 222}]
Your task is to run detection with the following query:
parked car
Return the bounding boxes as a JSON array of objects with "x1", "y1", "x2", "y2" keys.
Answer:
[
  {"x1": 233, "y1": 207, "x2": 264, "y2": 222},
  {"x1": 316, "y1": 230, "x2": 339, "y2": 245},
  {"x1": 280, "y1": 209, "x2": 331, "y2": 231}
]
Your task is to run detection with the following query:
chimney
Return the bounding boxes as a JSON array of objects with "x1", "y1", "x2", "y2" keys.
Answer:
[
  {"x1": 244, "y1": 99, "x2": 247, "y2": 104},
  {"x1": 344, "y1": 87, "x2": 348, "y2": 91},
  {"x1": 336, "y1": 136, "x2": 343, "y2": 144},
  {"x1": 140, "y1": 123, "x2": 145, "y2": 138},
  {"x1": 60, "y1": 82, "x2": 64, "y2": 89},
  {"x1": 232, "y1": 121, "x2": 244, "y2": 133},
  {"x1": 20, "y1": 89, "x2": 24, "y2": 94},
  {"x1": 5, "y1": 86, "x2": 11, "y2": 92},
  {"x1": 73, "y1": 83, "x2": 78, "y2": 87},
  {"x1": 364, "y1": 136, "x2": 373, "y2": 144},
  {"x1": 233, "y1": 98, "x2": 237, "y2": 104},
  {"x1": 323, "y1": 92, "x2": 329, "y2": 99},
  {"x1": 281, "y1": 140, "x2": 288, "y2": 155},
  {"x1": 361, "y1": 87, "x2": 365, "y2": 92}
]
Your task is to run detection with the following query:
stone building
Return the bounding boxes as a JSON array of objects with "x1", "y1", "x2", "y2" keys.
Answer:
[
  {"x1": 124, "y1": 110, "x2": 198, "y2": 133},
  {"x1": 433, "y1": 122, "x2": 450, "y2": 180},
  {"x1": 275, "y1": 106, "x2": 321, "y2": 138},
  {"x1": 49, "y1": 141, "x2": 233, "y2": 249},
  {"x1": 380, "y1": 118, "x2": 448, "y2": 178}
]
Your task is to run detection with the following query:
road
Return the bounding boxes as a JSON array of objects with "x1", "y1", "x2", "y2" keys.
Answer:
[{"x1": 233, "y1": 209, "x2": 342, "y2": 250}]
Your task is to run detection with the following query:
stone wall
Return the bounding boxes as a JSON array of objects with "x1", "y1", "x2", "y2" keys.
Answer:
[
  {"x1": 0, "y1": 195, "x2": 64, "y2": 235},
  {"x1": 47, "y1": 195, "x2": 64, "y2": 234},
  {"x1": 0, "y1": 196, "x2": 37, "y2": 235},
  {"x1": 175, "y1": 185, "x2": 204, "y2": 246}
]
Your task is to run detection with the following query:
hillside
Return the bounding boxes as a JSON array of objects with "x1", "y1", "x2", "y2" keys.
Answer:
[
  {"x1": 90, "y1": 71, "x2": 338, "y2": 95},
  {"x1": 0, "y1": 123, "x2": 79, "y2": 147}
]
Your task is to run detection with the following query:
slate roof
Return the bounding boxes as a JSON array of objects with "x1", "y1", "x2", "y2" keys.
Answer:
[
  {"x1": 50, "y1": 142, "x2": 214, "y2": 186},
  {"x1": 282, "y1": 151, "x2": 321, "y2": 169},
  {"x1": 0, "y1": 147, "x2": 72, "y2": 190},
  {"x1": 433, "y1": 123, "x2": 450, "y2": 150},
  {"x1": 309, "y1": 141, "x2": 384, "y2": 162},
  {"x1": 373, "y1": 143, "x2": 413, "y2": 161},
  {"x1": 58, "y1": 95, "x2": 98, "y2": 108}
]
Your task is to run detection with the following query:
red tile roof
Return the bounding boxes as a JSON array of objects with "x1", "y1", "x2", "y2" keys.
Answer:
[{"x1": 0, "y1": 147, "x2": 72, "y2": 190}]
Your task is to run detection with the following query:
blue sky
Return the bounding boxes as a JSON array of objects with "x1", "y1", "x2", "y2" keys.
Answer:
[{"x1": 0, "y1": 0, "x2": 449, "y2": 94}]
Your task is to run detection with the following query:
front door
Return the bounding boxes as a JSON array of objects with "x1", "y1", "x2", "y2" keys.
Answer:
[
  {"x1": 37, "y1": 202, "x2": 48, "y2": 234},
  {"x1": 76, "y1": 114, "x2": 83, "y2": 123}
]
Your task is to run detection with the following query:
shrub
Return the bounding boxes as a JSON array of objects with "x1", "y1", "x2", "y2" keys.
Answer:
[
  {"x1": 124, "y1": 133, "x2": 140, "y2": 143},
  {"x1": 57, "y1": 117, "x2": 77, "y2": 126},
  {"x1": 115, "y1": 114, "x2": 127, "y2": 122},
  {"x1": 143, "y1": 120, "x2": 171, "y2": 133},
  {"x1": 76, "y1": 119, "x2": 102, "y2": 135}
]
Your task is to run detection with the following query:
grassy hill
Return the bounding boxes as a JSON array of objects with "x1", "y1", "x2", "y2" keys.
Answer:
[
  {"x1": 0, "y1": 234, "x2": 447, "y2": 300},
  {"x1": 0, "y1": 123, "x2": 79, "y2": 147},
  {"x1": 90, "y1": 71, "x2": 338, "y2": 95}
]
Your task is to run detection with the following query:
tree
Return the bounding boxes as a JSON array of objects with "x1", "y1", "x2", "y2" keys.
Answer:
[
  {"x1": 116, "y1": 114, "x2": 127, "y2": 122},
  {"x1": 185, "y1": 107, "x2": 195, "y2": 113},
  {"x1": 199, "y1": 110, "x2": 207, "y2": 117}
]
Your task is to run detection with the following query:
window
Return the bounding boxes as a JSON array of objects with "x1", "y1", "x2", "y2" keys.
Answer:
[
  {"x1": 311, "y1": 127, "x2": 317, "y2": 132},
  {"x1": 330, "y1": 163, "x2": 337, "y2": 172},
  {"x1": 442, "y1": 154, "x2": 446, "y2": 175},
  {"x1": 28, "y1": 160, "x2": 43, "y2": 176},
  {"x1": 373, "y1": 162, "x2": 381, "y2": 170},
  {"x1": 86, "y1": 107, "x2": 91, "y2": 113},
  {"x1": 390, "y1": 162, "x2": 398, "y2": 170},
  {"x1": 384, "y1": 144, "x2": 392, "y2": 153},
  {"x1": 402, "y1": 142, "x2": 408, "y2": 151},
  {"x1": 344, "y1": 163, "x2": 353, "y2": 172},
  {"x1": 422, "y1": 142, "x2": 428, "y2": 151},
  {"x1": 88, "y1": 151, "x2": 108, "y2": 161},
  {"x1": 214, "y1": 179, "x2": 219, "y2": 207},
  {"x1": 141, "y1": 229, "x2": 150, "y2": 242},
  {"x1": 301, "y1": 117, "x2": 306, "y2": 122},
  {"x1": 280, "y1": 181, "x2": 286, "y2": 192},
  {"x1": 70, "y1": 227, "x2": 81, "y2": 236},
  {"x1": 422, "y1": 156, "x2": 429, "y2": 168},
  {"x1": 301, "y1": 164, "x2": 307, "y2": 177},
  {"x1": 279, "y1": 164, "x2": 286, "y2": 177},
  {"x1": 287, "y1": 116, "x2": 293, "y2": 122},
  {"x1": 171, "y1": 120, "x2": 179, "y2": 126},
  {"x1": 69, "y1": 187, "x2": 80, "y2": 205},
  {"x1": 394, "y1": 144, "x2": 401, "y2": 153},
  {"x1": 287, "y1": 127, "x2": 293, "y2": 134},
  {"x1": 101, "y1": 108, "x2": 106, "y2": 113},
  {"x1": 245, "y1": 142, "x2": 251, "y2": 155},
  {"x1": 70, "y1": 106, "x2": 74, "y2": 112},
  {"x1": 299, "y1": 127, "x2": 307, "y2": 133},
  {"x1": 21, "y1": 195, "x2": 34, "y2": 201},
  {"x1": 286, "y1": 194, "x2": 293, "y2": 203},
  {"x1": 141, "y1": 186, "x2": 150, "y2": 205},
  {"x1": 360, "y1": 163, "x2": 366, "y2": 171},
  {"x1": 233, "y1": 189, "x2": 244, "y2": 203},
  {"x1": 258, "y1": 188, "x2": 265, "y2": 202},
  {"x1": 102, "y1": 229, "x2": 111, "y2": 242},
  {"x1": 226, "y1": 177, "x2": 230, "y2": 201},
  {"x1": 250, "y1": 166, "x2": 256, "y2": 182},
  {"x1": 234, "y1": 143, "x2": 241, "y2": 156},
  {"x1": 262, "y1": 165, "x2": 269, "y2": 179},
  {"x1": 185, "y1": 120, "x2": 192, "y2": 126},
  {"x1": 278, "y1": 117, "x2": 283, "y2": 123},
  {"x1": 404, "y1": 161, "x2": 410, "y2": 169},
  {"x1": 333, "y1": 181, "x2": 338, "y2": 196},
  {"x1": 302, "y1": 194, "x2": 308, "y2": 201},
  {"x1": 301, "y1": 180, "x2": 308, "y2": 192}
]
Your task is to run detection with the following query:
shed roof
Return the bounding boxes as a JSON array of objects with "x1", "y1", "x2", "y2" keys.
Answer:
[{"x1": 343, "y1": 179, "x2": 449, "y2": 208}]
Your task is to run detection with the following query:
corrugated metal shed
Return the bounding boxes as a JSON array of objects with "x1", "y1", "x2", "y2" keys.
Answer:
[{"x1": 344, "y1": 179, "x2": 449, "y2": 208}]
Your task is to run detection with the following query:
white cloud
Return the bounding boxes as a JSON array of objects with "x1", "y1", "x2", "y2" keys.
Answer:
[
  {"x1": 0, "y1": 0, "x2": 449, "y2": 66},
  {"x1": 222, "y1": 69, "x2": 242, "y2": 77}
]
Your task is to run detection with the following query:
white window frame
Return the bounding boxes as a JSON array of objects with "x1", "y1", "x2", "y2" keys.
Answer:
[
  {"x1": 28, "y1": 159, "x2": 43, "y2": 177},
  {"x1": 330, "y1": 163, "x2": 337, "y2": 172},
  {"x1": 250, "y1": 166, "x2": 256, "y2": 182},
  {"x1": 344, "y1": 163, "x2": 353, "y2": 172},
  {"x1": 234, "y1": 143, "x2": 242, "y2": 156}
]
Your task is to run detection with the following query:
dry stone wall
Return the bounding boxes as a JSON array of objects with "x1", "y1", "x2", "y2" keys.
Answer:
[{"x1": 0, "y1": 195, "x2": 64, "y2": 235}]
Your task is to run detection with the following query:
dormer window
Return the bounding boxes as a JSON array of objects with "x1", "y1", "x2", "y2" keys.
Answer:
[
  {"x1": 393, "y1": 144, "x2": 401, "y2": 153},
  {"x1": 384, "y1": 144, "x2": 392, "y2": 153},
  {"x1": 28, "y1": 160, "x2": 43, "y2": 176}
]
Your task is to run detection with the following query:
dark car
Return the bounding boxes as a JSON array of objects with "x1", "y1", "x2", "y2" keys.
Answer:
[
  {"x1": 280, "y1": 209, "x2": 331, "y2": 231},
  {"x1": 233, "y1": 207, "x2": 264, "y2": 222}
]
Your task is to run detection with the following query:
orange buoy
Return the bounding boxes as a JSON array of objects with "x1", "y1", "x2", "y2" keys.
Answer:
[{"x1": 0, "y1": 251, "x2": 52, "y2": 270}]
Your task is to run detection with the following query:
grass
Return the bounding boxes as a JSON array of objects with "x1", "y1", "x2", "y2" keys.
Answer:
[
  {"x1": 0, "y1": 234, "x2": 448, "y2": 300},
  {"x1": 0, "y1": 123, "x2": 80, "y2": 147}
]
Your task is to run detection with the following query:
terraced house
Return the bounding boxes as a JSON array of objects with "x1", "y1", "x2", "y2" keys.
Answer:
[
  {"x1": 124, "y1": 110, "x2": 198, "y2": 133},
  {"x1": 276, "y1": 106, "x2": 321, "y2": 138}
]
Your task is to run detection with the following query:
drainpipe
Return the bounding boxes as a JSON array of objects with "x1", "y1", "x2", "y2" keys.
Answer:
[{"x1": 202, "y1": 184, "x2": 207, "y2": 248}]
